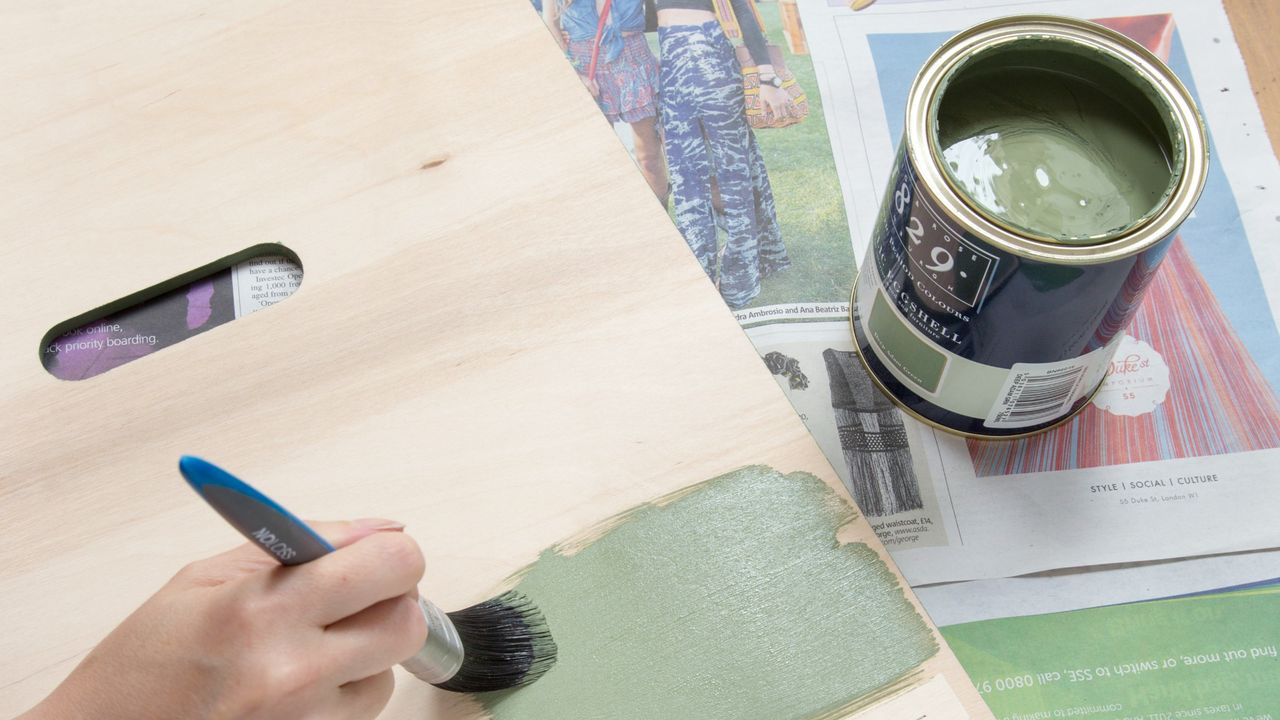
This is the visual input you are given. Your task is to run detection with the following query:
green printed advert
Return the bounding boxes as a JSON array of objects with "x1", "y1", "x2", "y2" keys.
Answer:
[{"x1": 941, "y1": 587, "x2": 1280, "y2": 719}]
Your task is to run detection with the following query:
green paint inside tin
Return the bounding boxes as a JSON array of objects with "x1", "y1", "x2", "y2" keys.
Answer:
[
  {"x1": 481, "y1": 466, "x2": 938, "y2": 719},
  {"x1": 933, "y1": 38, "x2": 1183, "y2": 245}
]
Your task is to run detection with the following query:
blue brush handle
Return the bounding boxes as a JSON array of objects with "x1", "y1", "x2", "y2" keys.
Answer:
[{"x1": 179, "y1": 455, "x2": 334, "y2": 565}]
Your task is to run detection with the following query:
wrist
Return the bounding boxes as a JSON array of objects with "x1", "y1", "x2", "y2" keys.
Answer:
[
  {"x1": 18, "y1": 696, "x2": 70, "y2": 720},
  {"x1": 19, "y1": 667, "x2": 129, "y2": 720}
]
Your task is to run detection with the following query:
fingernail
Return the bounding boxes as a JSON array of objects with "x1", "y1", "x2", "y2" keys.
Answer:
[{"x1": 352, "y1": 518, "x2": 405, "y2": 532}]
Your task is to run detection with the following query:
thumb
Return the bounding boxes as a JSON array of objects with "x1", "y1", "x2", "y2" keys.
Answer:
[
  {"x1": 311, "y1": 518, "x2": 406, "y2": 550},
  {"x1": 179, "y1": 518, "x2": 406, "y2": 587}
]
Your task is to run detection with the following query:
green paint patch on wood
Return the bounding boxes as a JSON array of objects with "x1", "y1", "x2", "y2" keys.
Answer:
[{"x1": 481, "y1": 466, "x2": 938, "y2": 719}]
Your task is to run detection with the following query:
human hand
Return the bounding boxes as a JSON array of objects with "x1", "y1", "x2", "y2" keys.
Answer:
[
  {"x1": 20, "y1": 519, "x2": 427, "y2": 720},
  {"x1": 759, "y1": 84, "x2": 793, "y2": 122},
  {"x1": 580, "y1": 73, "x2": 600, "y2": 98}
]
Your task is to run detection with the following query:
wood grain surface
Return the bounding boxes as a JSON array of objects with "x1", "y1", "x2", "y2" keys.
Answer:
[
  {"x1": 1224, "y1": 0, "x2": 1280, "y2": 154},
  {"x1": 0, "y1": 1, "x2": 987, "y2": 718}
]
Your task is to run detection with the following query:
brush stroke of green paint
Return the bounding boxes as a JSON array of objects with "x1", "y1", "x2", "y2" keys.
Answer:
[{"x1": 482, "y1": 466, "x2": 938, "y2": 719}]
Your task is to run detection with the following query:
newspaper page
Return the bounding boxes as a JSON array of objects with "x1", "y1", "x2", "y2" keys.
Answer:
[
  {"x1": 918, "y1": 548, "x2": 1280, "y2": 626},
  {"x1": 794, "y1": 0, "x2": 1280, "y2": 584},
  {"x1": 523, "y1": 0, "x2": 1280, "y2": 586},
  {"x1": 41, "y1": 255, "x2": 300, "y2": 381}
]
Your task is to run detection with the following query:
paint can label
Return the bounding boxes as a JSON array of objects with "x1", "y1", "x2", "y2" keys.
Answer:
[
  {"x1": 983, "y1": 350, "x2": 1115, "y2": 428},
  {"x1": 869, "y1": 150, "x2": 992, "y2": 352},
  {"x1": 854, "y1": 252, "x2": 1118, "y2": 431}
]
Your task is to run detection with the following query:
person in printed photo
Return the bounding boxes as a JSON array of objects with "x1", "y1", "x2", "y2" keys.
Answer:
[
  {"x1": 543, "y1": 0, "x2": 668, "y2": 201},
  {"x1": 655, "y1": 0, "x2": 792, "y2": 309}
]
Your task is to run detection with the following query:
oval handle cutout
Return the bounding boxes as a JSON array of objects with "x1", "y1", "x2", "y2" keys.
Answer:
[{"x1": 40, "y1": 245, "x2": 303, "y2": 381}]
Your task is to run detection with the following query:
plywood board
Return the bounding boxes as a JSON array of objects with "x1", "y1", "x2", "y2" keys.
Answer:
[
  {"x1": 1224, "y1": 0, "x2": 1280, "y2": 155},
  {"x1": 0, "y1": 1, "x2": 990, "y2": 717}
]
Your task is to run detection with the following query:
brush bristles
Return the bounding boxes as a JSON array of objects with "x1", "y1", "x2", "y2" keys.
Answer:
[{"x1": 433, "y1": 590, "x2": 558, "y2": 693}]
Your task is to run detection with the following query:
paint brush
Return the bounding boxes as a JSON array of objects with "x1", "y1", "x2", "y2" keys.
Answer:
[{"x1": 178, "y1": 455, "x2": 557, "y2": 693}]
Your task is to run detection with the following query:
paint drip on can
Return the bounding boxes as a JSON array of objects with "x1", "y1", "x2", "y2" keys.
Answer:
[{"x1": 851, "y1": 15, "x2": 1208, "y2": 438}]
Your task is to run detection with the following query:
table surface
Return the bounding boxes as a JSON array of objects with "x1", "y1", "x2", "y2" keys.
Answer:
[{"x1": 1225, "y1": 0, "x2": 1279, "y2": 152}]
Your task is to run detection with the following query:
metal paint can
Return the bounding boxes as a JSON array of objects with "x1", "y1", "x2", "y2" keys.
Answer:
[{"x1": 851, "y1": 15, "x2": 1208, "y2": 438}]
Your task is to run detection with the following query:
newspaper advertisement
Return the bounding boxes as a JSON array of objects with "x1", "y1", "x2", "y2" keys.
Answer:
[
  {"x1": 942, "y1": 583, "x2": 1280, "y2": 718},
  {"x1": 524, "y1": 0, "x2": 1280, "y2": 588}
]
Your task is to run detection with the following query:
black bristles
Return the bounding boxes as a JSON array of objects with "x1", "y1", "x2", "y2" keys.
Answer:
[{"x1": 433, "y1": 590, "x2": 558, "y2": 693}]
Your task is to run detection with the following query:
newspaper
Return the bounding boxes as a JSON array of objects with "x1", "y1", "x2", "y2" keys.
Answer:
[
  {"x1": 525, "y1": 0, "x2": 1280, "y2": 587},
  {"x1": 794, "y1": 0, "x2": 1280, "y2": 586},
  {"x1": 41, "y1": 255, "x2": 300, "y2": 381},
  {"x1": 917, "y1": 548, "x2": 1280, "y2": 626}
]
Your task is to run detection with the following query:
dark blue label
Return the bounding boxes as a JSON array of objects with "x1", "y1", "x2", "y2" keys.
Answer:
[{"x1": 873, "y1": 149, "x2": 1001, "y2": 352}]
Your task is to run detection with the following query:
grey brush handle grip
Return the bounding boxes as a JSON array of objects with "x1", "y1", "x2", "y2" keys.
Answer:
[{"x1": 401, "y1": 598, "x2": 465, "y2": 684}]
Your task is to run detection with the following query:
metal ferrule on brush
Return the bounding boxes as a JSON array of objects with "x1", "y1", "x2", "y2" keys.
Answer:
[{"x1": 402, "y1": 598, "x2": 465, "y2": 684}]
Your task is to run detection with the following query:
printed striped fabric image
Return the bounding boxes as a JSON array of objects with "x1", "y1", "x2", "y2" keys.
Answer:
[{"x1": 967, "y1": 238, "x2": 1280, "y2": 476}]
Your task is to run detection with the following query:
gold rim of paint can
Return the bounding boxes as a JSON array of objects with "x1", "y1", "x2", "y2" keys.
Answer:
[
  {"x1": 910, "y1": 15, "x2": 1208, "y2": 262},
  {"x1": 851, "y1": 15, "x2": 1209, "y2": 439}
]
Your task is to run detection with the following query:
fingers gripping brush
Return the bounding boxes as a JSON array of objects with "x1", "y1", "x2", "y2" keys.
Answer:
[{"x1": 178, "y1": 455, "x2": 557, "y2": 693}]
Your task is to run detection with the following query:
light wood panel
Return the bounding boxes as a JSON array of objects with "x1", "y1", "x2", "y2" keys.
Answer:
[
  {"x1": 1224, "y1": 0, "x2": 1280, "y2": 155},
  {"x1": 0, "y1": 1, "x2": 988, "y2": 718}
]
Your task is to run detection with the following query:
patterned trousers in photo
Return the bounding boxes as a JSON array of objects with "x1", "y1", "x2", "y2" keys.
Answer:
[{"x1": 658, "y1": 21, "x2": 789, "y2": 309}]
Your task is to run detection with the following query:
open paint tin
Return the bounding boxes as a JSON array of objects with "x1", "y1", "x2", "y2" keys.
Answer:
[{"x1": 851, "y1": 15, "x2": 1208, "y2": 438}]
